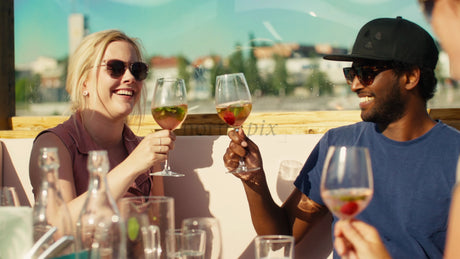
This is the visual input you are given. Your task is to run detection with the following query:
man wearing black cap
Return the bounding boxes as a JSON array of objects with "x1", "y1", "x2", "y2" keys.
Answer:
[{"x1": 223, "y1": 17, "x2": 460, "y2": 258}]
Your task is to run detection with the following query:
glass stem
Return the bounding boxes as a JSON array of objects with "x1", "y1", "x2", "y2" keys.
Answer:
[{"x1": 164, "y1": 158, "x2": 170, "y2": 172}]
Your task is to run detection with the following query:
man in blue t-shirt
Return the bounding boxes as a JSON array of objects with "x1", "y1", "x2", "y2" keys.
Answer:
[{"x1": 223, "y1": 16, "x2": 460, "y2": 258}]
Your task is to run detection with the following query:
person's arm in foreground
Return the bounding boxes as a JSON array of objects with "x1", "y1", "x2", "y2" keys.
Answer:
[
  {"x1": 224, "y1": 129, "x2": 329, "y2": 241},
  {"x1": 444, "y1": 184, "x2": 460, "y2": 259},
  {"x1": 334, "y1": 219, "x2": 392, "y2": 259}
]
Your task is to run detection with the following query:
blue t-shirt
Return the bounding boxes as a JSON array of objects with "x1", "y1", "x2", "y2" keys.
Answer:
[{"x1": 294, "y1": 121, "x2": 460, "y2": 259}]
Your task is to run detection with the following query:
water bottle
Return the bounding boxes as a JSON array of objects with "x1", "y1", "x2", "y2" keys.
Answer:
[
  {"x1": 76, "y1": 150, "x2": 127, "y2": 258},
  {"x1": 32, "y1": 147, "x2": 74, "y2": 257}
]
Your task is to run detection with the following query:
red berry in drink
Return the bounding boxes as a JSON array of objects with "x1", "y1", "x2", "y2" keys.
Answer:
[
  {"x1": 223, "y1": 111, "x2": 235, "y2": 125},
  {"x1": 340, "y1": 201, "x2": 358, "y2": 215}
]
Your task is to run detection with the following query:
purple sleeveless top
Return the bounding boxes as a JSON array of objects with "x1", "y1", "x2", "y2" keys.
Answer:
[{"x1": 35, "y1": 112, "x2": 152, "y2": 197}]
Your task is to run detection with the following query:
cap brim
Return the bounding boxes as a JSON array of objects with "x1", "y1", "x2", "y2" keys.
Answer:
[{"x1": 323, "y1": 54, "x2": 392, "y2": 62}]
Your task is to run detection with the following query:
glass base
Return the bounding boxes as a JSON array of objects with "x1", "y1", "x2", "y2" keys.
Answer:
[
  {"x1": 227, "y1": 166, "x2": 260, "y2": 174},
  {"x1": 150, "y1": 170, "x2": 184, "y2": 177}
]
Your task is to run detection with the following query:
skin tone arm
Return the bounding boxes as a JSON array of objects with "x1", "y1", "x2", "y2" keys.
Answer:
[
  {"x1": 444, "y1": 185, "x2": 460, "y2": 259},
  {"x1": 29, "y1": 129, "x2": 175, "y2": 224},
  {"x1": 223, "y1": 129, "x2": 330, "y2": 242},
  {"x1": 334, "y1": 219, "x2": 392, "y2": 259}
]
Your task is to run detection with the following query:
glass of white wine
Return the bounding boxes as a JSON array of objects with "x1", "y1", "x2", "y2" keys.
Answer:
[
  {"x1": 151, "y1": 78, "x2": 188, "y2": 177},
  {"x1": 215, "y1": 73, "x2": 259, "y2": 173},
  {"x1": 320, "y1": 146, "x2": 374, "y2": 219}
]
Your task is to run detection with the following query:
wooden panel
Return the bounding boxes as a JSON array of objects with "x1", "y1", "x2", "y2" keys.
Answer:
[{"x1": 1, "y1": 108, "x2": 460, "y2": 138}]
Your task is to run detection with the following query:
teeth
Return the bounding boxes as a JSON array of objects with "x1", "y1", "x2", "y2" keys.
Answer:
[
  {"x1": 360, "y1": 96, "x2": 374, "y2": 103},
  {"x1": 116, "y1": 90, "x2": 133, "y2": 96}
]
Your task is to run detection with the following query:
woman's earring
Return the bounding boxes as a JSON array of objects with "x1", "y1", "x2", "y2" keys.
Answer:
[{"x1": 82, "y1": 90, "x2": 89, "y2": 96}]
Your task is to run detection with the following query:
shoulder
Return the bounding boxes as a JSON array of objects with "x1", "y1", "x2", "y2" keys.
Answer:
[{"x1": 323, "y1": 121, "x2": 372, "y2": 142}]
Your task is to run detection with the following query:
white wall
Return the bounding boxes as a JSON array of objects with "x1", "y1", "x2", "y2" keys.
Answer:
[{"x1": 1, "y1": 134, "x2": 332, "y2": 259}]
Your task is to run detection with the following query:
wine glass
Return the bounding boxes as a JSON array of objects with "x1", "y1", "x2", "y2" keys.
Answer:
[
  {"x1": 150, "y1": 78, "x2": 188, "y2": 177},
  {"x1": 320, "y1": 146, "x2": 374, "y2": 219},
  {"x1": 215, "y1": 73, "x2": 259, "y2": 173}
]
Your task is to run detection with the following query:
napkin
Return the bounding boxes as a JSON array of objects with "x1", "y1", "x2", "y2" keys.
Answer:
[{"x1": 0, "y1": 206, "x2": 33, "y2": 259}]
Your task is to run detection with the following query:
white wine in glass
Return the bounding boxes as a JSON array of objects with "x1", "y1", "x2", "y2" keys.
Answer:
[
  {"x1": 215, "y1": 72, "x2": 259, "y2": 173},
  {"x1": 151, "y1": 78, "x2": 188, "y2": 177},
  {"x1": 320, "y1": 146, "x2": 374, "y2": 219}
]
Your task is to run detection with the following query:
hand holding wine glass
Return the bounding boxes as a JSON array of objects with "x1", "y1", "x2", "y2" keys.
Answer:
[
  {"x1": 215, "y1": 73, "x2": 259, "y2": 173},
  {"x1": 151, "y1": 78, "x2": 188, "y2": 177},
  {"x1": 320, "y1": 146, "x2": 373, "y2": 219}
]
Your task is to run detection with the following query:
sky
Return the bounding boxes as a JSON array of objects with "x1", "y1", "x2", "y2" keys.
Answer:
[{"x1": 14, "y1": 0, "x2": 431, "y2": 66}]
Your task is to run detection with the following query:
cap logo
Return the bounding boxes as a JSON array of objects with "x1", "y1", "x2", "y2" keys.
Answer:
[
  {"x1": 375, "y1": 32, "x2": 382, "y2": 40},
  {"x1": 365, "y1": 41, "x2": 373, "y2": 49}
]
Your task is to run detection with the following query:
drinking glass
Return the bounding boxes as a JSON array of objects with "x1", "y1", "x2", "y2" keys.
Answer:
[
  {"x1": 276, "y1": 160, "x2": 303, "y2": 201},
  {"x1": 119, "y1": 196, "x2": 175, "y2": 259},
  {"x1": 215, "y1": 73, "x2": 259, "y2": 173},
  {"x1": 119, "y1": 199, "x2": 162, "y2": 259},
  {"x1": 254, "y1": 235, "x2": 294, "y2": 259},
  {"x1": 166, "y1": 229, "x2": 206, "y2": 259},
  {"x1": 320, "y1": 146, "x2": 374, "y2": 219},
  {"x1": 181, "y1": 217, "x2": 222, "y2": 259},
  {"x1": 151, "y1": 78, "x2": 188, "y2": 177},
  {"x1": 0, "y1": 186, "x2": 20, "y2": 206}
]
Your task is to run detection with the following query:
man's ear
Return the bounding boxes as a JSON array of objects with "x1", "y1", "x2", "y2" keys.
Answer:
[{"x1": 405, "y1": 68, "x2": 420, "y2": 90}]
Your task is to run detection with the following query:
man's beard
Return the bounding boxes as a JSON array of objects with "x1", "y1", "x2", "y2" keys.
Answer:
[{"x1": 361, "y1": 82, "x2": 406, "y2": 126}]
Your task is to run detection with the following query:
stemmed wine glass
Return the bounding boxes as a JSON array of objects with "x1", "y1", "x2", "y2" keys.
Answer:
[
  {"x1": 215, "y1": 73, "x2": 259, "y2": 173},
  {"x1": 151, "y1": 78, "x2": 188, "y2": 177},
  {"x1": 320, "y1": 146, "x2": 374, "y2": 219}
]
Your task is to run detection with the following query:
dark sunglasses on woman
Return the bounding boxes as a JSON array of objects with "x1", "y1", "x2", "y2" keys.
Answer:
[
  {"x1": 343, "y1": 65, "x2": 393, "y2": 86},
  {"x1": 101, "y1": 59, "x2": 149, "y2": 81}
]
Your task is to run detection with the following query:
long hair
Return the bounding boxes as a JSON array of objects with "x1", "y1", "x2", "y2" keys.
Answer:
[{"x1": 66, "y1": 29, "x2": 147, "y2": 118}]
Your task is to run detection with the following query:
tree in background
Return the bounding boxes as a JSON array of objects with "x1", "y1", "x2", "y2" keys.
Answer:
[
  {"x1": 177, "y1": 55, "x2": 191, "y2": 91},
  {"x1": 209, "y1": 56, "x2": 228, "y2": 97},
  {"x1": 268, "y1": 54, "x2": 291, "y2": 96},
  {"x1": 245, "y1": 33, "x2": 263, "y2": 94},
  {"x1": 303, "y1": 58, "x2": 333, "y2": 96},
  {"x1": 228, "y1": 43, "x2": 245, "y2": 74},
  {"x1": 15, "y1": 72, "x2": 41, "y2": 104}
]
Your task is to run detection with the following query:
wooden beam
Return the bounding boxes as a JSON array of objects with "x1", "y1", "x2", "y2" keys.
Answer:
[
  {"x1": 0, "y1": 0, "x2": 15, "y2": 129},
  {"x1": 1, "y1": 109, "x2": 459, "y2": 138}
]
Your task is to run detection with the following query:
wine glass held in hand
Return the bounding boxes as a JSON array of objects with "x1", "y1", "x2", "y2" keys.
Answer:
[
  {"x1": 320, "y1": 146, "x2": 374, "y2": 219},
  {"x1": 215, "y1": 73, "x2": 259, "y2": 173},
  {"x1": 151, "y1": 78, "x2": 188, "y2": 177}
]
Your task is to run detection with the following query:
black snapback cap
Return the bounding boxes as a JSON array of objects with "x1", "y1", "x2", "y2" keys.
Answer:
[{"x1": 324, "y1": 17, "x2": 438, "y2": 69}]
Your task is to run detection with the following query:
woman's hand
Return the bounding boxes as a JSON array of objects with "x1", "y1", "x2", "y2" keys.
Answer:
[
  {"x1": 124, "y1": 129, "x2": 176, "y2": 175},
  {"x1": 334, "y1": 219, "x2": 392, "y2": 259}
]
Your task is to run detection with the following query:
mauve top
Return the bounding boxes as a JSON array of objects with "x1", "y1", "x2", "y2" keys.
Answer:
[{"x1": 34, "y1": 112, "x2": 152, "y2": 197}]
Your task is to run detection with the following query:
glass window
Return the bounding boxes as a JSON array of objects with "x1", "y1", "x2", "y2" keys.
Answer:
[{"x1": 14, "y1": 0, "x2": 456, "y2": 116}]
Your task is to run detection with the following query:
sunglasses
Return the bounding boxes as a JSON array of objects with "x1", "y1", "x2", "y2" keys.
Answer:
[
  {"x1": 101, "y1": 59, "x2": 149, "y2": 81},
  {"x1": 343, "y1": 65, "x2": 393, "y2": 86},
  {"x1": 418, "y1": 0, "x2": 435, "y2": 22}
]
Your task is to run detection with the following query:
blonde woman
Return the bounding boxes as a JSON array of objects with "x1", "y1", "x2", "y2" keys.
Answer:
[{"x1": 29, "y1": 30, "x2": 174, "y2": 222}]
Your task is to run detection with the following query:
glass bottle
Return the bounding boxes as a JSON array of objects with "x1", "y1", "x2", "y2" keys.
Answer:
[
  {"x1": 76, "y1": 150, "x2": 127, "y2": 259},
  {"x1": 32, "y1": 147, "x2": 74, "y2": 257}
]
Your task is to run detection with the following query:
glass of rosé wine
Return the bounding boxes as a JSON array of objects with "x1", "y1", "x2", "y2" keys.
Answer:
[
  {"x1": 215, "y1": 73, "x2": 259, "y2": 174},
  {"x1": 151, "y1": 78, "x2": 188, "y2": 177},
  {"x1": 320, "y1": 146, "x2": 373, "y2": 219}
]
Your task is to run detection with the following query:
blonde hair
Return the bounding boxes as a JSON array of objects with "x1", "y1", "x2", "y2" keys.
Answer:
[{"x1": 66, "y1": 29, "x2": 147, "y2": 118}]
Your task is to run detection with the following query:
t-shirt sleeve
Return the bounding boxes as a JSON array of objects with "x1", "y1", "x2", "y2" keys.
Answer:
[{"x1": 294, "y1": 134, "x2": 329, "y2": 206}]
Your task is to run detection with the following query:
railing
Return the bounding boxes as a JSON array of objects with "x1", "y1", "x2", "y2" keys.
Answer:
[{"x1": 1, "y1": 109, "x2": 459, "y2": 138}]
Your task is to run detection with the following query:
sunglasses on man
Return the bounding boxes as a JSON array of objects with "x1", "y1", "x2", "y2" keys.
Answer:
[
  {"x1": 343, "y1": 65, "x2": 393, "y2": 86},
  {"x1": 100, "y1": 59, "x2": 149, "y2": 81}
]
